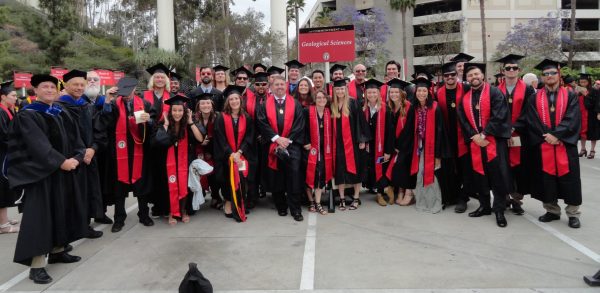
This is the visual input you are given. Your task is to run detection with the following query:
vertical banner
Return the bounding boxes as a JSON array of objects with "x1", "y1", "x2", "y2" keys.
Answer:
[
  {"x1": 113, "y1": 71, "x2": 125, "y2": 84},
  {"x1": 50, "y1": 67, "x2": 69, "y2": 80},
  {"x1": 298, "y1": 25, "x2": 355, "y2": 63},
  {"x1": 195, "y1": 65, "x2": 200, "y2": 85},
  {"x1": 13, "y1": 72, "x2": 33, "y2": 88}
]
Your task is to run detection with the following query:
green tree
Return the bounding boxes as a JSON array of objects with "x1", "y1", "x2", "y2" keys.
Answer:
[
  {"x1": 35, "y1": 0, "x2": 80, "y2": 63},
  {"x1": 287, "y1": 0, "x2": 306, "y2": 58},
  {"x1": 389, "y1": 0, "x2": 416, "y2": 76}
]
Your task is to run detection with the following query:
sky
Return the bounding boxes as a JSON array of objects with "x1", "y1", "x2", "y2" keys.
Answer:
[{"x1": 230, "y1": 0, "x2": 319, "y2": 38}]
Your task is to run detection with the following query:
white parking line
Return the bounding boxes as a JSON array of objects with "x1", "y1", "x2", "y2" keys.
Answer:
[
  {"x1": 0, "y1": 203, "x2": 139, "y2": 292},
  {"x1": 523, "y1": 213, "x2": 600, "y2": 263},
  {"x1": 299, "y1": 212, "x2": 317, "y2": 291}
]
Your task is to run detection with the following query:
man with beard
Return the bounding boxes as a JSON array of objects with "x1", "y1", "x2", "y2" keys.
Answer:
[
  {"x1": 457, "y1": 63, "x2": 512, "y2": 228},
  {"x1": 450, "y1": 53, "x2": 474, "y2": 82},
  {"x1": 232, "y1": 66, "x2": 253, "y2": 88},
  {"x1": 326, "y1": 64, "x2": 346, "y2": 96},
  {"x1": 285, "y1": 60, "x2": 305, "y2": 96},
  {"x1": 348, "y1": 64, "x2": 367, "y2": 105},
  {"x1": 435, "y1": 62, "x2": 475, "y2": 213},
  {"x1": 170, "y1": 71, "x2": 183, "y2": 94},
  {"x1": 192, "y1": 66, "x2": 224, "y2": 111},
  {"x1": 311, "y1": 70, "x2": 326, "y2": 93}
]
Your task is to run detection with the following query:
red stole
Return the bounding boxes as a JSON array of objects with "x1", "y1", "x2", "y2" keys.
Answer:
[
  {"x1": 115, "y1": 96, "x2": 145, "y2": 184},
  {"x1": 498, "y1": 80, "x2": 526, "y2": 167},
  {"x1": 332, "y1": 110, "x2": 357, "y2": 175},
  {"x1": 223, "y1": 113, "x2": 249, "y2": 178},
  {"x1": 265, "y1": 96, "x2": 295, "y2": 170},
  {"x1": 386, "y1": 101, "x2": 411, "y2": 180},
  {"x1": 380, "y1": 84, "x2": 388, "y2": 103},
  {"x1": 436, "y1": 83, "x2": 468, "y2": 157},
  {"x1": 347, "y1": 80, "x2": 362, "y2": 100},
  {"x1": 245, "y1": 90, "x2": 257, "y2": 119},
  {"x1": 578, "y1": 93, "x2": 588, "y2": 139},
  {"x1": 0, "y1": 104, "x2": 13, "y2": 120},
  {"x1": 306, "y1": 106, "x2": 332, "y2": 188},
  {"x1": 143, "y1": 90, "x2": 170, "y2": 121},
  {"x1": 166, "y1": 128, "x2": 189, "y2": 217},
  {"x1": 536, "y1": 88, "x2": 570, "y2": 177},
  {"x1": 364, "y1": 103, "x2": 387, "y2": 181},
  {"x1": 462, "y1": 83, "x2": 497, "y2": 175},
  {"x1": 410, "y1": 102, "x2": 437, "y2": 187}
]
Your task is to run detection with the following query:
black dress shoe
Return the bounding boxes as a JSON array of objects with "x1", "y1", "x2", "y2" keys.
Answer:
[
  {"x1": 293, "y1": 214, "x2": 304, "y2": 222},
  {"x1": 48, "y1": 252, "x2": 81, "y2": 264},
  {"x1": 64, "y1": 244, "x2": 73, "y2": 253},
  {"x1": 495, "y1": 211, "x2": 507, "y2": 227},
  {"x1": 468, "y1": 206, "x2": 492, "y2": 217},
  {"x1": 511, "y1": 201, "x2": 525, "y2": 215},
  {"x1": 454, "y1": 201, "x2": 467, "y2": 213},
  {"x1": 111, "y1": 222, "x2": 124, "y2": 233},
  {"x1": 224, "y1": 212, "x2": 233, "y2": 218},
  {"x1": 278, "y1": 210, "x2": 288, "y2": 217},
  {"x1": 86, "y1": 226, "x2": 103, "y2": 239},
  {"x1": 29, "y1": 268, "x2": 52, "y2": 284},
  {"x1": 139, "y1": 217, "x2": 154, "y2": 227},
  {"x1": 568, "y1": 217, "x2": 581, "y2": 228},
  {"x1": 94, "y1": 214, "x2": 114, "y2": 224},
  {"x1": 538, "y1": 212, "x2": 560, "y2": 222}
]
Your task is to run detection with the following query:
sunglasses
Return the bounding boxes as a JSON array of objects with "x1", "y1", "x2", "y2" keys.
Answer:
[
  {"x1": 237, "y1": 77, "x2": 249, "y2": 80},
  {"x1": 201, "y1": 72, "x2": 212, "y2": 76},
  {"x1": 254, "y1": 82, "x2": 267, "y2": 86},
  {"x1": 443, "y1": 73, "x2": 457, "y2": 78},
  {"x1": 355, "y1": 70, "x2": 366, "y2": 73},
  {"x1": 87, "y1": 77, "x2": 100, "y2": 82},
  {"x1": 542, "y1": 71, "x2": 559, "y2": 76},
  {"x1": 504, "y1": 66, "x2": 519, "y2": 71}
]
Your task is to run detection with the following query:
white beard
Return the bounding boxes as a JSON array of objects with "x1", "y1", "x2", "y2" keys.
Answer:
[{"x1": 84, "y1": 86, "x2": 100, "y2": 99}]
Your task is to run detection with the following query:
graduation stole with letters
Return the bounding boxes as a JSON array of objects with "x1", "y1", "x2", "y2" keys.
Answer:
[
  {"x1": 436, "y1": 83, "x2": 468, "y2": 157},
  {"x1": 332, "y1": 107, "x2": 357, "y2": 175},
  {"x1": 410, "y1": 102, "x2": 437, "y2": 187},
  {"x1": 306, "y1": 106, "x2": 332, "y2": 189},
  {"x1": 266, "y1": 96, "x2": 295, "y2": 170},
  {"x1": 462, "y1": 83, "x2": 497, "y2": 175},
  {"x1": 223, "y1": 113, "x2": 249, "y2": 178},
  {"x1": 578, "y1": 93, "x2": 588, "y2": 139},
  {"x1": 244, "y1": 89, "x2": 258, "y2": 119},
  {"x1": 166, "y1": 126, "x2": 189, "y2": 217},
  {"x1": 386, "y1": 101, "x2": 411, "y2": 180},
  {"x1": 0, "y1": 103, "x2": 13, "y2": 120},
  {"x1": 143, "y1": 90, "x2": 170, "y2": 121},
  {"x1": 363, "y1": 102, "x2": 387, "y2": 181},
  {"x1": 536, "y1": 87, "x2": 570, "y2": 176},
  {"x1": 498, "y1": 79, "x2": 526, "y2": 167},
  {"x1": 115, "y1": 96, "x2": 144, "y2": 184}
]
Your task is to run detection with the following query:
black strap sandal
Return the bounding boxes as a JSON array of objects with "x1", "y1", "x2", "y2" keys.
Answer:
[
  {"x1": 338, "y1": 198, "x2": 347, "y2": 211},
  {"x1": 349, "y1": 198, "x2": 360, "y2": 210},
  {"x1": 308, "y1": 201, "x2": 316, "y2": 212},
  {"x1": 315, "y1": 203, "x2": 328, "y2": 215}
]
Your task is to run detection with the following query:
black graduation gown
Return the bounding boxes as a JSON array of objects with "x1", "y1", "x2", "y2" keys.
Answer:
[
  {"x1": 583, "y1": 88, "x2": 600, "y2": 140},
  {"x1": 363, "y1": 106, "x2": 394, "y2": 190},
  {"x1": 457, "y1": 85, "x2": 513, "y2": 201},
  {"x1": 256, "y1": 97, "x2": 305, "y2": 194},
  {"x1": 389, "y1": 107, "x2": 415, "y2": 189},
  {"x1": 520, "y1": 89, "x2": 582, "y2": 205},
  {"x1": 0, "y1": 109, "x2": 16, "y2": 208},
  {"x1": 304, "y1": 110, "x2": 329, "y2": 189},
  {"x1": 8, "y1": 104, "x2": 87, "y2": 265},
  {"x1": 333, "y1": 101, "x2": 370, "y2": 185},
  {"x1": 214, "y1": 113, "x2": 256, "y2": 203},
  {"x1": 191, "y1": 87, "x2": 224, "y2": 112},
  {"x1": 101, "y1": 98, "x2": 156, "y2": 201}
]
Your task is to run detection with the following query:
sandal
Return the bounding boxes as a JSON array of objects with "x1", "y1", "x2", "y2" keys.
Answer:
[
  {"x1": 315, "y1": 203, "x2": 328, "y2": 215},
  {"x1": 182, "y1": 213, "x2": 190, "y2": 223},
  {"x1": 0, "y1": 222, "x2": 19, "y2": 234},
  {"x1": 338, "y1": 198, "x2": 347, "y2": 211},
  {"x1": 579, "y1": 149, "x2": 588, "y2": 157},
  {"x1": 308, "y1": 201, "x2": 316, "y2": 213},
  {"x1": 587, "y1": 151, "x2": 595, "y2": 159},
  {"x1": 349, "y1": 198, "x2": 359, "y2": 210},
  {"x1": 168, "y1": 216, "x2": 177, "y2": 226}
]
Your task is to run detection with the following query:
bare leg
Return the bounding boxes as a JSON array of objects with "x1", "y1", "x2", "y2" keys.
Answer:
[
  {"x1": 337, "y1": 184, "x2": 346, "y2": 210},
  {"x1": 580, "y1": 139, "x2": 588, "y2": 156}
]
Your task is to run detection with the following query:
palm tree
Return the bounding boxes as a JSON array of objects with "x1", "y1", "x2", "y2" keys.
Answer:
[
  {"x1": 479, "y1": 0, "x2": 487, "y2": 63},
  {"x1": 389, "y1": 0, "x2": 416, "y2": 79},
  {"x1": 286, "y1": 0, "x2": 306, "y2": 59}
]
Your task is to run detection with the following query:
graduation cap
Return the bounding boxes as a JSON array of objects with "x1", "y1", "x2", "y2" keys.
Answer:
[
  {"x1": 164, "y1": 94, "x2": 190, "y2": 106},
  {"x1": 31, "y1": 74, "x2": 59, "y2": 88},
  {"x1": 169, "y1": 70, "x2": 182, "y2": 81},
  {"x1": 253, "y1": 63, "x2": 267, "y2": 72},
  {"x1": 534, "y1": 59, "x2": 565, "y2": 71},
  {"x1": 387, "y1": 78, "x2": 411, "y2": 90},
  {"x1": 267, "y1": 66, "x2": 285, "y2": 76},
  {"x1": 222, "y1": 85, "x2": 246, "y2": 98},
  {"x1": 441, "y1": 62, "x2": 457, "y2": 74},
  {"x1": 411, "y1": 67, "x2": 433, "y2": 80},
  {"x1": 253, "y1": 72, "x2": 269, "y2": 83},
  {"x1": 332, "y1": 79, "x2": 347, "y2": 88},
  {"x1": 562, "y1": 75, "x2": 575, "y2": 84},
  {"x1": 462, "y1": 63, "x2": 486, "y2": 81},
  {"x1": 194, "y1": 92, "x2": 214, "y2": 101},
  {"x1": 0, "y1": 80, "x2": 14, "y2": 95},
  {"x1": 212, "y1": 65, "x2": 229, "y2": 73},
  {"x1": 494, "y1": 72, "x2": 505, "y2": 78},
  {"x1": 450, "y1": 53, "x2": 475, "y2": 62},
  {"x1": 285, "y1": 60, "x2": 305, "y2": 69},
  {"x1": 231, "y1": 66, "x2": 253, "y2": 77},
  {"x1": 329, "y1": 64, "x2": 347, "y2": 75},
  {"x1": 146, "y1": 63, "x2": 170, "y2": 75},
  {"x1": 579, "y1": 73, "x2": 592, "y2": 80},
  {"x1": 116, "y1": 77, "x2": 138, "y2": 97},
  {"x1": 364, "y1": 79, "x2": 383, "y2": 90},
  {"x1": 63, "y1": 69, "x2": 87, "y2": 83},
  {"x1": 494, "y1": 54, "x2": 525, "y2": 65},
  {"x1": 413, "y1": 78, "x2": 432, "y2": 89}
]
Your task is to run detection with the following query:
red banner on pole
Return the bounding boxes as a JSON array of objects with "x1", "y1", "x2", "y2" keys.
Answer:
[
  {"x1": 95, "y1": 69, "x2": 115, "y2": 86},
  {"x1": 13, "y1": 72, "x2": 33, "y2": 88},
  {"x1": 195, "y1": 65, "x2": 200, "y2": 84},
  {"x1": 50, "y1": 67, "x2": 69, "y2": 80},
  {"x1": 298, "y1": 25, "x2": 355, "y2": 63},
  {"x1": 113, "y1": 71, "x2": 125, "y2": 83}
]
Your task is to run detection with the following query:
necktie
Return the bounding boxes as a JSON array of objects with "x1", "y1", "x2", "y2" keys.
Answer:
[{"x1": 278, "y1": 98, "x2": 284, "y2": 105}]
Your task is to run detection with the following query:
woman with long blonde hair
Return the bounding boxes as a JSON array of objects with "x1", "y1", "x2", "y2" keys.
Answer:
[{"x1": 213, "y1": 65, "x2": 230, "y2": 92}]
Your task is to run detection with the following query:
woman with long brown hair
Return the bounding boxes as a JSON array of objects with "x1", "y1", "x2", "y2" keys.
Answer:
[{"x1": 293, "y1": 77, "x2": 315, "y2": 108}]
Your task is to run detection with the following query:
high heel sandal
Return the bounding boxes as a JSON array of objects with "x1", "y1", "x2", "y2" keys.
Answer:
[
  {"x1": 349, "y1": 198, "x2": 360, "y2": 210},
  {"x1": 587, "y1": 150, "x2": 595, "y2": 159},
  {"x1": 308, "y1": 201, "x2": 316, "y2": 213},
  {"x1": 579, "y1": 149, "x2": 588, "y2": 157},
  {"x1": 399, "y1": 194, "x2": 414, "y2": 206},
  {"x1": 338, "y1": 198, "x2": 346, "y2": 211},
  {"x1": 168, "y1": 216, "x2": 177, "y2": 226},
  {"x1": 315, "y1": 203, "x2": 328, "y2": 215}
]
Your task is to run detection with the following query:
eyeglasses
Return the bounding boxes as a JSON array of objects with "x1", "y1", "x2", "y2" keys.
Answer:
[
  {"x1": 237, "y1": 77, "x2": 249, "y2": 80},
  {"x1": 504, "y1": 66, "x2": 519, "y2": 71},
  {"x1": 542, "y1": 71, "x2": 559, "y2": 76},
  {"x1": 355, "y1": 70, "x2": 366, "y2": 73},
  {"x1": 254, "y1": 82, "x2": 267, "y2": 86},
  {"x1": 87, "y1": 77, "x2": 100, "y2": 82},
  {"x1": 443, "y1": 73, "x2": 457, "y2": 78}
]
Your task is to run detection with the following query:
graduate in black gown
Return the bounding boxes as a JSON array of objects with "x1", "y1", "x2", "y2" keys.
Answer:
[
  {"x1": 0, "y1": 81, "x2": 18, "y2": 234},
  {"x1": 214, "y1": 86, "x2": 256, "y2": 222},
  {"x1": 578, "y1": 73, "x2": 600, "y2": 159},
  {"x1": 517, "y1": 59, "x2": 582, "y2": 229},
  {"x1": 8, "y1": 74, "x2": 86, "y2": 284},
  {"x1": 331, "y1": 79, "x2": 370, "y2": 211},
  {"x1": 256, "y1": 76, "x2": 306, "y2": 221},
  {"x1": 153, "y1": 95, "x2": 204, "y2": 225},
  {"x1": 101, "y1": 77, "x2": 156, "y2": 233},
  {"x1": 457, "y1": 63, "x2": 512, "y2": 228}
]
